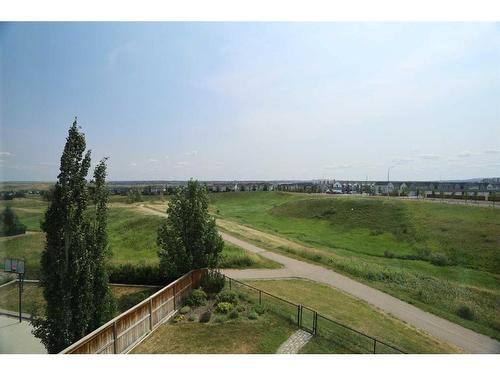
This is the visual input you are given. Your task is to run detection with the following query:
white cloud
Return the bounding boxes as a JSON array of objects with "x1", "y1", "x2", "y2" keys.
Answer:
[
  {"x1": 0, "y1": 151, "x2": 13, "y2": 157},
  {"x1": 420, "y1": 154, "x2": 442, "y2": 160},
  {"x1": 457, "y1": 151, "x2": 473, "y2": 158},
  {"x1": 130, "y1": 162, "x2": 137, "y2": 167},
  {"x1": 184, "y1": 151, "x2": 198, "y2": 157},
  {"x1": 148, "y1": 158, "x2": 158, "y2": 163},
  {"x1": 392, "y1": 157, "x2": 415, "y2": 164},
  {"x1": 164, "y1": 155, "x2": 169, "y2": 159},
  {"x1": 484, "y1": 149, "x2": 500, "y2": 154},
  {"x1": 174, "y1": 161, "x2": 189, "y2": 168}
]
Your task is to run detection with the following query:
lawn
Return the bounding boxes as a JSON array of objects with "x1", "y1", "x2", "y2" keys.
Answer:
[
  {"x1": 209, "y1": 192, "x2": 500, "y2": 339},
  {"x1": 0, "y1": 282, "x2": 157, "y2": 315},
  {"x1": 248, "y1": 278, "x2": 461, "y2": 353},
  {"x1": 132, "y1": 313, "x2": 293, "y2": 354}
]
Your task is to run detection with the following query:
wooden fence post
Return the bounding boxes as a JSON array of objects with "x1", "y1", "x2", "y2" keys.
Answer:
[
  {"x1": 373, "y1": 339, "x2": 377, "y2": 354},
  {"x1": 113, "y1": 321, "x2": 118, "y2": 354},
  {"x1": 148, "y1": 298, "x2": 153, "y2": 331},
  {"x1": 173, "y1": 283, "x2": 177, "y2": 310},
  {"x1": 259, "y1": 290, "x2": 262, "y2": 305}
]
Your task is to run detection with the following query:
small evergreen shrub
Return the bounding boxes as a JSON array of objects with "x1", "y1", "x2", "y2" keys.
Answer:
[
  {"x1": 185, "y1": 288, "x2": 207, "y2": 307},
  {"x1": 236, "y1": 305, "x2": 246, "y2": 312},
  {"x1": 180, "y1": 305, "x2": 191, "y2": 314},
  {"x1": 0, "y1": 207, "x2": 27, "y2": 236},
  {"x1": 199, "y1": 310, "x2": 212, "y2": 323},
  {"x1": 254, "y1": 304, "x2": 266, "y2": 315},
  {"x1": 383, "y1": 250, "x2": 395, "y2": 258},
  {"x1": 430, "y1": 253, "x2": 450, "y2": 267},
  {"x1": 214, "y1": 315, "x2": 225, "y2": 323},
  {"x1": 457, "y1": 305, "x2": 474, "y2": 321},
  {"x1": 248, "y1": 311, "x2": 258, "y2": 320},
  {"x1": 201, "y1": 270, "x2": 225, "y2": 294},
  {"x1": 215, "y1": 302, "x2": 233, "y2": 314},
  {"x1": 216, "y1": 290, "x2": 239, "y2": 304},
  {"x1": 188, "y1": 315, "x2": 196, "y2": 322},
  {"x1": 228, "y1": 309, "x2": 239, "y2": 320}
]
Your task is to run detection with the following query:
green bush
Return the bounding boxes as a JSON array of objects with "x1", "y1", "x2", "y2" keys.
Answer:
[
  {"x1": 108, "y1": 264, "x2": 166, "y2": 285},
  {"x1": 248, "y1": 311, "x2": 258, "y2": 320},
  {"x1": 215, "y1": 302, "x2": 233, "y2": 314},
  {"x1": 228, "y1": 309, "x2": 239, "y2": 320},
  {"x1": 254, "y1": 304, "x2": 266, "y2": 315},
  {"x1": 216, "y1": 290, "x2": 239, "y2": 304},
  {"x1": 383, "y1": 250, "x2": 394, "y2": 258},
  {"x1": 236, "y1": 305, "x2": 246, "y2": 312},
  {"x1": 214, "y1": 315, "x2": 225, "y2": 323},
  {"x1": 199, "y1": 310, "x2": 212, "y2": 323},
  {"x1": 117, "y1": 291, "x2": 150, "y2": 312},
  {"x1": 173, "y1": 314, "x2": 185, "y2": 323},
  {"x1": 0, "y1": 206, "x2": 27, "y2": 236},
  {"x1": 457, "y1": 305, "x2": 474, "y2": 321},
  {"x1": 430, "y1": 253, "x2": 450, "y2": 267},
  {"x1": 180, "y1": 305, "x2": 191, "y2": 314},
  {"x1": 201, "y1": 270, "x2": 225, "y2": 294},
  {"x1": 185, "y1": 288, "x2": 207, "y2": 307},
  {"x1": 188, "y1": 315, "x2": 196, "y2": 322}
]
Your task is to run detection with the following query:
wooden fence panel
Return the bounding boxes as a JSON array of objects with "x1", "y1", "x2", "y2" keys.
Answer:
[{"x1": 60, "y1": 268, "x2": 207, "y2": 354}]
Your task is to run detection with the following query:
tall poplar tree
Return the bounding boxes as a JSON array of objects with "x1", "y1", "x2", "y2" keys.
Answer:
[
  {"x1": 33, "y1": 119, "x2": 112, "y2": 353},
  {"x1": 157, "y1": 179, "x2": 223, "y2": 279}
]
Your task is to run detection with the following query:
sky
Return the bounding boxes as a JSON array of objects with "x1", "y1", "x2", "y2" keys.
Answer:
[{"x1": 0, "y1": 22, "x2": 499, "y2": 182}]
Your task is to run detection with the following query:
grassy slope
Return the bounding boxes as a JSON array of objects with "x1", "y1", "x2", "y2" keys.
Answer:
[
  {"x1": 209, "y1": 192, "x2": 500, "y2": 339},
  {"x1": 0, "y1": 197, "x2": 277, "y2": 279},
  {"x1": 248, "y1": 279, "x2": 460, "y2": 353}
]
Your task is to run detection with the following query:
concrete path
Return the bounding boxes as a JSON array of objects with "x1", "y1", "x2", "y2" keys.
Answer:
[
  {"x1": 277, "y1": 330, "x2": 313, "y2": 354},
  {"x1": 0, "y1": 315, "x2": 46, "y2": 353},
  {"x1": 138, "y1": 204, "x2": 500, "y2": 354}
]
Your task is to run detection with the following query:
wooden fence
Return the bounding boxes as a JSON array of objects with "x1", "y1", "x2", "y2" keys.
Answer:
[{"x1": 60, "y1": 268, "x2": 208, "y2": 354}]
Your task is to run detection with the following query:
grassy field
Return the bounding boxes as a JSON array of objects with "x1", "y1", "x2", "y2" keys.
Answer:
[
  {"x1": 0, "y1": 282, "x2": 157, "y2": 314},
  {"x1": 248, "y1": 278, "x2": 461, "y2": 353},
  {"x1": 0, "y1": 197, "x2": 277, "y2": 279},
  {"x1": 209, "y1": 192, "x2": 500, "y2": 340}
]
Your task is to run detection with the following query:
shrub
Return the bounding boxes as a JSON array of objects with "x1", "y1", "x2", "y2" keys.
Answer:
[
  {"x1": 383, "y1": 250, "x2": 394, "y2": 258},
  {"x1": 201, "y1": 270, "x2": 225, "y2": 294},
  {"x1": 117, "y1": 291, "x2": 151, "y2": 312},
  {"x1": 228, "y1": 309, "x2": 239, "y2": 320},
  {"x1": 185, "y1": 288, "x2": 207, "y2": 307},
  {"x1": 199, "y1": 310, "x2": 212, "y2": 323},
  {"x1": 215, "y1": 302, "x2": 233, "y2": 314},
  {"x1": 236, "y1": 305, "x2": 246, "y2": 312},
  {"x1": 216, "y1": 290, "x2": 239, "y2": 304},
  {"x1": 457, "y1": 305, "x2": 474, "y2": 321},
  {"x1": 180, "y1": 305, "x2": 191, "y2": 314},
  {"x1": 430, "y1": 253, "x2": 450, "y2": 267},
  {"x1": 248, "y1": 311, "x2": 258, "y2": 320},
  {"x1": 173, "y1": 314, "x2": 185, "y2": 323},
  {"x1": 237, "y1": 291, "x2": 247, "y2": 302},
  {"x1": 0, "y1": 206, "x2": 27, "y2": 236},
  {"x1": 188, "y1": 315, "x2": 196, "y2": 322},
  {"x1": 214, "y1": 315, "x2": 225, "y2": 323},
  {"x1": 254, "y1": 304, "x2": 266, "y2": 315},
  {"x1": 108, "y1": 264, "x2": 166, "y2": 285}
]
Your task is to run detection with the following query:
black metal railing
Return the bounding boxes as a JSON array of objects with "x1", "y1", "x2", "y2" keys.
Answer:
[{"x1": 224, "y1": 275, "x2": 406, "y2": 354}]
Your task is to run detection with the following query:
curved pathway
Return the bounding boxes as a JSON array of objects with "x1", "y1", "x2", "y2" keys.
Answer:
[{"x1": 139, "y1": 204, "x2": 500, "y2": 353}]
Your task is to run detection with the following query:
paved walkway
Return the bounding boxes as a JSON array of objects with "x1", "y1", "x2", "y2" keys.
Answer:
[
  {"x1": 0, "y1": 315, "x2": 46, "y2": 353},
  {"x1": 277, "y1": 330, "x2": 313, "y2": 354},
  {"x1": 139, "y1": 205, "x2": 500, "y2": 354}
]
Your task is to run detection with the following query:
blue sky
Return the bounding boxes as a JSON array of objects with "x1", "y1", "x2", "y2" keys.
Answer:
[{"x1": 1, "y1": 22, "x2": 499, "y2": 181}]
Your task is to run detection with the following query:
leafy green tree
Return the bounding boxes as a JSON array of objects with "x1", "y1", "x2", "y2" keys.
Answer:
[
  {"x1": 88, "y1": 159, "x2": 116, "y2": 328},
  {"x1": 0, "y1": 206, "x2": 26, "y2": 236},
  {"x1": 157, "y1": 179, "x2": 223, "y2": 279},
  {"x1": 32, "y1": 119, "x2": 113, "y2": 353}
]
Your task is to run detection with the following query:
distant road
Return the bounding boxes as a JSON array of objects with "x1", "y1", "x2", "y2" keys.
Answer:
[{"x1": 139, "y1": 204, "x2": 500, "y2": 353}]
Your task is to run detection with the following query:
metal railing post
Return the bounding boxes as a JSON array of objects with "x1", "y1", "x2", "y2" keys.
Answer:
[
  {"x1": 113, "y1": 321, "x2": 118, "y2": 354},
  {"x1": 313, "y1": 311, "x2": 318, "y2": 334},
  {"x1": 229, "y1": 278, "x2": 232, "y2": 290},
  {"x1": 259, "y1": 290, "x2": 262, "y2": 305},
  {"x1": 373, "y1": 339, "x2": 377, "y2": 354}
]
